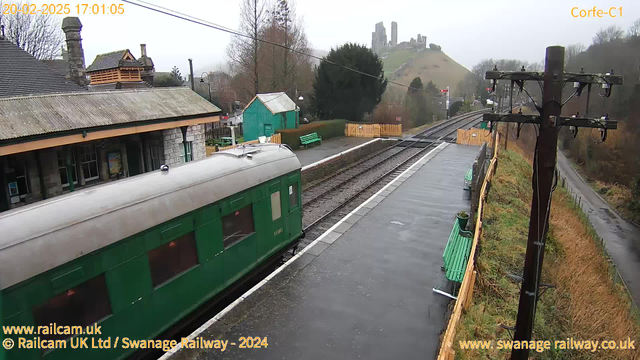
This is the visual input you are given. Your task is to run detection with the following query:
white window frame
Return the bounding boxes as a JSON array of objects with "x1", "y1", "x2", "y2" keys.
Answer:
[
  {"x1": 57, "y1": 150, "x2": 78, "y2": 187},
  {"x1": 80, "y1": 145, "x2": 100, "y2": 181}
]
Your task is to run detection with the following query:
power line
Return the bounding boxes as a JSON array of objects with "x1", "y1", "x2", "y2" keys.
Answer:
[{"x1": 120, "y1": 0, "x2": 424, "y2": 92}]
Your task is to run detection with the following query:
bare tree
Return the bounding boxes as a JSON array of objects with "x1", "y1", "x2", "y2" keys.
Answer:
[
  {"x1": 565, "y1": 43, "x2": 585, "y2": 66},
  {"x1": 226, "y1": 0, "x2": 267, "y2": 100},
  {"x1": 0, "y1": 1, "x2": 64, "y2": 60},
  {"x1": 592, "y1": 25, "x2": 624, "y2": 44},
  {"x1": 262, "y1": 0, "x2": 311, "y2": 96},
  {"x1": 628, "y1": 18, "x2": 640, "y2": 37}
]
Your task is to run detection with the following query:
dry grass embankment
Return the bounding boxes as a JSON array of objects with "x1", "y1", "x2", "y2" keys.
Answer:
[{"x1": 454, "y1": 148, "x2": 640, "y2": 359}]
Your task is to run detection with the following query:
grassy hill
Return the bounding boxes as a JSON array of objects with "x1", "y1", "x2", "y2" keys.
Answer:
[{"x1": 382, "y1": 48, "x2": 469, "y2": 93}]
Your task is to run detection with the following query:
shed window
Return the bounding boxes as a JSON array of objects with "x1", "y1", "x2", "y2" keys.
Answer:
[
  {"x1": 271, "y1": 191, "x2": 281, "y2": 221},
  {"x1": 289, "y1": 183, "x2": 299, "y2": 208},
  {"x1": 222, "y1": 205, "x2": 255, "y2": 248},
  {"x1": 32, "y1": 274, "x2": 111, "y2": 341},
  {"x1": 148, "y1": 232, "x2": 198, "y2": 287}
]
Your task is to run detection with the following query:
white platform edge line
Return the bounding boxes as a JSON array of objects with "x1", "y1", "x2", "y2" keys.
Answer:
[
  {"x1": 159, "y1": 141, "x2": 448, "y2": 359},
  {"x1": 300, "y1": 138, "x2": 380, "y2": 171}
]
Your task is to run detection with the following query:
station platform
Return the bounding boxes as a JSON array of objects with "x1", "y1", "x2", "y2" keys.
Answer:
[
  {"x1": 294, "y1": 136, "x2": 373, "y2": 167},
  {"x1": 166, "y1": 143, "x2": 480, "y2": 360}
]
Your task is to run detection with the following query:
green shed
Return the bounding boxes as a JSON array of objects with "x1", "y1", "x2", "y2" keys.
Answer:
[{"x1": 243, "y1": 92, "x2": 299, "y2": 141}]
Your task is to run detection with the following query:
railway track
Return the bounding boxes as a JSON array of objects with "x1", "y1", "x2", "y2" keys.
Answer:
[
  {"x1": 299, "y1": 111, "x2": 486, "y2": 247},
  {"x1": 136, "y1": 111, "x2": 486, "y2": 359}
]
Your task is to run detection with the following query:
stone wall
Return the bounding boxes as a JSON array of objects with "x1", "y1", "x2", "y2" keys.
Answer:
[
  {"x1": 301, "y1": 139, "x2": 395, "y2": 186},
  {"x1": 162, "y1": 124, "x2": 206, "y2": 168}
]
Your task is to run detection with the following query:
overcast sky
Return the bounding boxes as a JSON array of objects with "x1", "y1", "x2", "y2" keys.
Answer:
[{"x1": 32, "y1": 0, "x2": 640, "y2": 75}]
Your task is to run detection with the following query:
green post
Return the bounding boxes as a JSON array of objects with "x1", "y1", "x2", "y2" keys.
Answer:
[
  {"x1": 183, "y1": 142, "x2": 189, "y2": 163},
  {"x1": 180, "y1": 126, "x2": 189, "y2": 163},
  {"x1": 65, "y1": 147, "x2": 74, "y2": 192}
]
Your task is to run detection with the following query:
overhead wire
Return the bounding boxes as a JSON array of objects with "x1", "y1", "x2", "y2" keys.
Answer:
[{"x1": 120, "y1": 0, "x2": 428, "y2": 93}]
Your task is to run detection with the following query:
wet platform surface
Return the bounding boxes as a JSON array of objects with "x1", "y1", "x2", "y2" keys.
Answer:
[
  {"x1": 169, "y1": 143, "x2": 480, "y2": 360},
  {"x1": 294, "y1": 136, "x2": 372, "y2": 167}
]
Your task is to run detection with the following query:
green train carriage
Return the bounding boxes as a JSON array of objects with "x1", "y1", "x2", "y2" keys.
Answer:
[{"x1": 0, "y1": 144, "x2": 303, "y2": 360}]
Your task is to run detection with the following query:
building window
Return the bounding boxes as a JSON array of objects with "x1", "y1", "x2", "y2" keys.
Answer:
[
  {"x1": 57, "y1": 150, "x2": 78, "y2": 187},
  {"x1": 271, "y1": 192, "x2": 281, "y2": 221},
  {"x1": 222, "y1": 205, "x2": 255, "y2": 248},
  {"x1": 289, "y1": 183, "x2": 298, "y2": 208},
  {"x1": 80, "y1": 145, "x2": 100, "y2": 181},
  {"x1": 147, "y1": 232, "x2": 198, "y2": 287},
  {"x1": 32, "y1": 274, "x2": 112, "y2": 341},
  {"x1": 150, "y1": 145, "x2": 165, "y2": 170},
  {"x1": 182, "y1": 141, "x2": 193, "y2": 162},
  {"x1": 7, "y1": 156, "x2": 30, "y2": 197}
]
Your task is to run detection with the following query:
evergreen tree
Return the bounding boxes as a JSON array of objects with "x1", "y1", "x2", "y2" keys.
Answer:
[{"x1": 312, "y1": 43, "x2": 387, "y2": 121}]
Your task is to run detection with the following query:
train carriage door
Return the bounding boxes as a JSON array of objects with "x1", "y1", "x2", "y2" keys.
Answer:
[{"x1": 287, "y1": 178, "x2": 302, "y2": 242}]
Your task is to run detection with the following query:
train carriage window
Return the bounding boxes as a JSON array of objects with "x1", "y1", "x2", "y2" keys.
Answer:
[
  {"x1": 289, "y1": 183, "x2": 299, "y2": 208},
  {"x1": 148, "y1": 232, "x2": 198, "y2": 287},
  {"x1": 271, "y1": 192, "x2": 281, "y2": 221},
  {"x1": 222, "y1": 205, "x2": 255, "y2": 248},
  {"x1": 32, "y1": 274, "x2": 111, "y2": 341}
]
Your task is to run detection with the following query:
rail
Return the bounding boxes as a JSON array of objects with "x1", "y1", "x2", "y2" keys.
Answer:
[
  {"x1": 303, "y1": 112, "x2": 487, "y2": 233},
  {"x1": 303, "y1": 111, "x2": 484, "y2": 196},
  {"x1": 436, "y1": 132, "x2": 500, "y2": 360}
]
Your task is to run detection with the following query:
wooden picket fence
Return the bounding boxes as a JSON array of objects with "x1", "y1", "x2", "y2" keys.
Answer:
[
  {"x1": 437, "y1": 133, "x2": 500, "y2": 360},
  {"x1": 344, "y1": 123, "x2": 402, "y2": 138},
  {"x1": 380, "y1": 124, "x2": 402, "y2": 136},
  {"x1": 456, "y1": 128, "x2": 492, "y2": 146},
  {"x1": 205, "y1": 133, "x2": 281, "y2": 156}
]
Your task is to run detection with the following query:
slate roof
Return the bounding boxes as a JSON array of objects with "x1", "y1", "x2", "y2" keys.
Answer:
[
  {"x1": 41, "y1": 59, "x2": 69, "y2": 77},
  {"x1": 246, "y1": 92, "x2": 297, "y2": 115},
  {"x1": 86, "y1": 50, "x2": 143, "y2": 72},
  {"x1": 0, "y1": 88, "x2": 221, "y2": 141},
  {"x1": 0, "y1": 38, "x2": 85, "y2": 98}
]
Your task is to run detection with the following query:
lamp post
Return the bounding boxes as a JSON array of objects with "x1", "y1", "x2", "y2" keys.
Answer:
[
  {"x1": 200, "y1": 72, "x2": 212, "y2": 103},
  {"x1": 296, "y1": 95, "x2": 304, "y2": 126}
]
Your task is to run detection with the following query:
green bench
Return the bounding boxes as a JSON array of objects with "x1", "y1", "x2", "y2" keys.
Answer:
[
  {"x1": 464, "y1": 167, "x2": 473, "y2": 191},
  {"x1": 300, "y1": 132, "x2": 322, "y2": 147},
  {"x1": 442, "y1": 219, "x2": 473, "y2": 283}
]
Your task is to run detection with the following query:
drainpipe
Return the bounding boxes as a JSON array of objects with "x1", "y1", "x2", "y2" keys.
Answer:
[{"x1": 180, "y1": 126, "x2": 189, "y2": 162}]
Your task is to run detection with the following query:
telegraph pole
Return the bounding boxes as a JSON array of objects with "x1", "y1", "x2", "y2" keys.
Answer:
[
  {"x1": 511, "y1": 46, "x2": 564, "y2": 359},
  {"x1": 482, "y1": 45, "x2": 622, "y2": 360}
]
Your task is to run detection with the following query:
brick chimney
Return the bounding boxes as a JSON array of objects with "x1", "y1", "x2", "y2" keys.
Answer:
[{"x1": 62, "y1": 17, "x2": 87, "y2": 87}]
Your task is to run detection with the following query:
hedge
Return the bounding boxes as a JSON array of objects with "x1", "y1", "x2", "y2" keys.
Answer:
[{"x1": 278, "y1": 119, "x2": 347, "y2": 148}]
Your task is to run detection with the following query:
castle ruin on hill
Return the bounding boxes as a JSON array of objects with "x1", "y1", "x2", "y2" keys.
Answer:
[{"x1": 371, "y1": 21, "x2": 427, "y2": 56}]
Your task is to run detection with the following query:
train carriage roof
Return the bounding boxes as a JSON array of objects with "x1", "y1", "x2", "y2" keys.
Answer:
[{"x1": 0, "y1": 144, "x2": 300, "y2": 290}]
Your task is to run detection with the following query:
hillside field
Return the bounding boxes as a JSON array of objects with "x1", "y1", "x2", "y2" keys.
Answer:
[{"x1": 382, "y1": 48, "x2": 469, "y2": 93}]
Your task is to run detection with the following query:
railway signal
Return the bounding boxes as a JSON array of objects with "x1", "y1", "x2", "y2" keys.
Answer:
[{"x1": 483, "y1": 46, "x2": 622, "y2": 360}]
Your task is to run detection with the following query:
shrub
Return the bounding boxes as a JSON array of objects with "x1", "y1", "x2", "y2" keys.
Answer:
[{"x1": 278, "y1": 119, "x2": 347, "y2": 148}]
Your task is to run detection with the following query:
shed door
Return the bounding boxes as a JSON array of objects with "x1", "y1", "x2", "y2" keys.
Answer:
[{"x1": 264, "y1": 124, "x2": 274, "y2": 137}]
